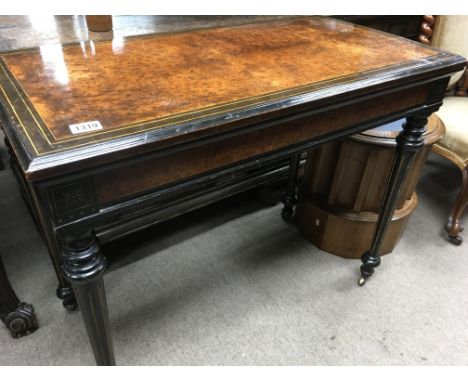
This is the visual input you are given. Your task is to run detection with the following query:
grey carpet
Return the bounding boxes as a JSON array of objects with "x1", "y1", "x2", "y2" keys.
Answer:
[{"x1": 0, "y1": 135, "x2": 467, "y2": 365}]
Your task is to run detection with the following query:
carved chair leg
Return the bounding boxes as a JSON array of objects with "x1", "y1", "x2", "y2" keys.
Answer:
[
  {"x1": 4, "y1": 138, "x2": 78, "y2": 311},
  {"x1": 445, "y1": 165, "x2": 468, "y2": 245},
  {"x1": 61, "y1": 230, "x2": 115, "y2": 366},
  {"x1": 0, "y1": 130, "x2": 4, "y2": 170},
  {"x1": 359, "y1": 114, "x2": 428, "y2": 286},
  {"x1": 281, "y1": 153, "x2": 301, "y2": 222},
  {"x1": 0, "y1": 251, "x2": 38, "y2": 338}
]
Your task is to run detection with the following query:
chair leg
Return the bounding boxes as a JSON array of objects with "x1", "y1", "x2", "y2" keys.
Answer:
[
  {"x1": 445, "y1": 165, "x2": 468, "y2": 245},
  {"x1": 0, "y1": 251, "x2": 38, "y2": 338}
]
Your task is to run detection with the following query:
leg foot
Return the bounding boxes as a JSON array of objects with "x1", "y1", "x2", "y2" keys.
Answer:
[
  {"x1": 281, "y1": 154, "x2": 301, "y2": 223},
  {"x1": 1, "y1": 251, "x2": 38, "y2": 338},
  {"x1": 448, "y1": 235, "x2": 463, "y2": 246},
  {"x1": 281, "y1": 195, "x2": 296, "y2": 223},
  {"x1": 4, "y1": 302, "x2": 38, "y2": 339},
  {"x1": 56, "y1": 285, "x2": 78, "y2": 311},
  {"x1": 445, "y1": 220, "x2": 464, "y2": 233},
  {"x1": 444, "y1": 166, "x2": 468, "y2": 245},
  {"x1": 358, "y1": 251, "x2": 381, "y2": 286}
]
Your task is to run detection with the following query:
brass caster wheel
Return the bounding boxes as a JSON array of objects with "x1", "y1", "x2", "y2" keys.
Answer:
[
  {"x1": 358, "y1": 277, "x2": 366, "y2": 287},
  {"x1": 448, "y1": 235, "x2": 463, "y2": 246}
]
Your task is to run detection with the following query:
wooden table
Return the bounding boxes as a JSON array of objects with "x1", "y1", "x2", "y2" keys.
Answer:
[{"x1": 0, "y1": 17, "x2": 464, "y2": 365}]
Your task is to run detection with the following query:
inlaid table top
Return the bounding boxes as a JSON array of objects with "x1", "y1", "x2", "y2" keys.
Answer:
[{"x1": 0, "y1": 16, "x2": 465, "y2": 179}]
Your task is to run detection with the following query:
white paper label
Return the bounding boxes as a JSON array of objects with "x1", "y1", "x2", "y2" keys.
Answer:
[{"x1": 69, "y1": 120, "x2": 103, "y2": 134}]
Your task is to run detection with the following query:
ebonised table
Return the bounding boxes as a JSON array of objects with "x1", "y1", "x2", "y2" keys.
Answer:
[{"x1": 0, "y1": 16, "x2": 464, "y2": 365}]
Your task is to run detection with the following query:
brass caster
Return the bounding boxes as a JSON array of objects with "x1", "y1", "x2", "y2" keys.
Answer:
[{"x1": 358, "y1": 277, "x2": 366, "y2": 287}]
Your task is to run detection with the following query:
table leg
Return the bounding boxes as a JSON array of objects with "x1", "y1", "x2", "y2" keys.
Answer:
[
  {"x1": 0, "y1": 251, "x2": 38, "y2": 338},
  {"x1": 358, "y1": 114, "x2": 429, "y2": 286},
  {"x1": 281, "y1": 153, "x2": 301, "y2": 222},
  {"x1": 61, "y1": 230, "x2": 115, "y2": 365}
]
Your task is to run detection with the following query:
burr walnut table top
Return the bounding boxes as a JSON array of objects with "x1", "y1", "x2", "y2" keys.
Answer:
[{"x1": 0, "y1": 16, "x2": 464, "y2": 180}]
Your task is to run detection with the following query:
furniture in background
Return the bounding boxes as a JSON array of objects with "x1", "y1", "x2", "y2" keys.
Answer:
[
  {"x1": 296, "y1": 115, "x2": 445, "y2": 258},
  {"x1": 417, "y1": 16, "x2": 436, "y2": 45},
  {"x1": 0, "y1": 17, "x2": 463, "y2": 365},
  {"x1": 427, "y1": 16, "x2": 468, "y2": 245},
  {"x1": 335, "y1": 15, "x2": 427, "y2": 41},
  {"x1": 0, "y1": 251, "x2": 38, "y2": 338},
  {"x1": 85, "y1": 16, "x2": 113, "y2": 32},
  {"x1": 0, "y1": 152, "x2": 37, "y2": 338}
]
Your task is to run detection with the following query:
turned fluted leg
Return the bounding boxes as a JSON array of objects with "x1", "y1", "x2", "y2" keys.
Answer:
[
  {"x1": 281, "y1": 153, "x2": 301, "y2": 222},
  {"x1": 61, "y1": 230, "x2": 115, "y2": 365},
  {"x1": 445, "y1": 166, "x2": 468, "y2": 245},
  {"x1": 358, "y1": 114, "x2": 429, "y2": 286},
  {"x1": 0, "y1": 251, "x2": 38, "y2": 338}
]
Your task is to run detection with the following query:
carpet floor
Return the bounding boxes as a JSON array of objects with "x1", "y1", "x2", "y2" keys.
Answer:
[{"x1": 0, "y1": 140, "x2": 467, "y2": 365}]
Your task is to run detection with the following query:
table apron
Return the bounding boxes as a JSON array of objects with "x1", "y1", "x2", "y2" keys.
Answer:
[{"x1": 38, "y1": 80, "x2": 445, "y2": 232}]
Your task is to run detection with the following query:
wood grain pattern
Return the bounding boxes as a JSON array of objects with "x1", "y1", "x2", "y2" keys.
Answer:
[
  {"x1": 0, "y1": 16, "x2": 464, "y2": 181},
  {"x1": 94, "y1": 83, "x2": 431, "y2": 205},
  {"x1": 1, "y1": 17, "x2": 436, "y2": 143}
]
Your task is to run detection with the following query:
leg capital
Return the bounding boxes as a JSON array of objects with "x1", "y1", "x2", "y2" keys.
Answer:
[
  {"x1": 397, "y1": 114, "x2": 429, "y2": 151},
  {"x1": 61, "y1": 231, "x2": 107, "y2": 285}
]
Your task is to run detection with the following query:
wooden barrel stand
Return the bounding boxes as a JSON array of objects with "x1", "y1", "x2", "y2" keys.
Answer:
[{"x1": 295, "y1": 115, "x2": 444, "y2": 258}]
